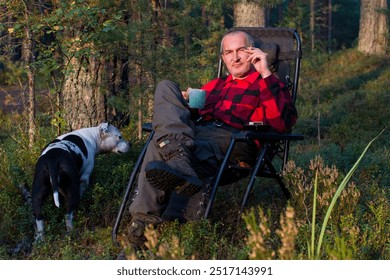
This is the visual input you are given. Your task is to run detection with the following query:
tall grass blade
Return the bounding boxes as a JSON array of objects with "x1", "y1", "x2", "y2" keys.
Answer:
[
  {"x1": 315, "y1": 130, "x2": 385, "y2": 258},
  {"x1": 310, "y1": 171, "x2": 318, "y2": 259}
]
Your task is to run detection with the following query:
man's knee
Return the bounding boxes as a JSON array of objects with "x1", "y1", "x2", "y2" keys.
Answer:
[{"x1": 156, "y1": 80, "x2": 180, "y2": 95}]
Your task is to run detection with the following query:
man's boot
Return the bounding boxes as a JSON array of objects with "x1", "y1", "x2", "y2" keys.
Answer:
[
  {"x1": 127, "y1": 214, "x2": 162, "y2": 250},
  {"x1": 145, "y1": 134, "x2": 202, "y2": 196},
  {"x1": 161, "y1": 177, "x2": 212, "y2": 222}
]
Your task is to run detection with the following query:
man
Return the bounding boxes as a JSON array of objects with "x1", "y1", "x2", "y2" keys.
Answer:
[{"x1": 127, "y1": 30, "x2": 297, "y2": 246}]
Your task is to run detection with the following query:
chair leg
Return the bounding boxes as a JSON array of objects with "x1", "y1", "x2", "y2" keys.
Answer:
[
  {"x1": 111, "y1": 131, "x2": 155, "y2": 245},
  {"x1": 265, "y1": 159, "x2": 291, "y2": 199},
  {"x1": 204, "y1": 137, "x2": 237, "y2": 219},
  {"x1": 282, "y1": 140, "x2": 290, "y2": 168},
  {"x1": 240, "y1": 143, "x2": 269, "y2": 214}
]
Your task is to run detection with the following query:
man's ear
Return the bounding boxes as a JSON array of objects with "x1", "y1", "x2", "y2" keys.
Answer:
[{"x1": 221, "y1": 53, "x2": 227, "y2": 65}]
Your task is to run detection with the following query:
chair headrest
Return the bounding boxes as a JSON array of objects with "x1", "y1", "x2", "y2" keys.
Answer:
[{"x1": 254, "y1": 40, "x2": 280, "y2": 73}]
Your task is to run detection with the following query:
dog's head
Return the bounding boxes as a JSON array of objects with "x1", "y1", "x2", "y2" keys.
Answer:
[{"x1": 98, "y1": 123, "x2": 131, "y2": 154}]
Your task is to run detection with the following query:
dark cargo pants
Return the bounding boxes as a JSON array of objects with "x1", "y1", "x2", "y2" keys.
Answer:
[{"x1": 129, "y1": 80, "x2": 256, "y2": 222}]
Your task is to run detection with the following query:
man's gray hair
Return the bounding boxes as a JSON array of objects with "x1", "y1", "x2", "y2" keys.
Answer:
[{"x1": 220, "y1": 30, "x2": 255, "y2": 53}]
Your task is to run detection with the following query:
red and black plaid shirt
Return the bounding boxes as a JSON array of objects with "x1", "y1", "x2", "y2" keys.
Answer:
[{"x1": 200, "y1": 70, "x2": 296, "y2": 132}]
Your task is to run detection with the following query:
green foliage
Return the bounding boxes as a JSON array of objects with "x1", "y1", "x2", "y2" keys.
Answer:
[
  {"x1": 304, "y1": 131, "x2": 384, "y2": 259},
  {"x1": 78, "y1": 151, "x2": 134, "y2": 227},
  {"x1": 294, "y1": 49, "x2": 390, "y2": 185},
  {"x1": 331, "y1": 0, "x2": 360, "y2": 49},
  {"x1": 0, "y1": 144, "x2": 33, "y2": 258},
  {"x1": 0, "y1": 186, "x2": 32, "y2": 250},
  {"x1": 316, "y1": 132, "x2": 382, "y2": 257},
  {"x1": 153, "y1": 220, "x2": 247, "y2": 259},
  {"x1": 283, "y1": 153, "x2": 388, "y2": 260},
  {"x1": 279, "y1": 0, "x2": 360, "y2": 52},
  {"x1": 30, "y1": 228, "x2": 118, "y2": 260},
  {"x1": 283, "y1": 156, "x2": 361, "y2": 228},
  {"x1": 1, "y1": 0, "x2": 230, "y2": 127},
  {"x1": 364, "y1": 195, "x2": 389, "y2": 258}
]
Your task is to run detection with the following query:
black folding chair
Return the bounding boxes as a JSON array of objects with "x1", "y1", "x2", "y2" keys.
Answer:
[{"x1": 112, "y1": 27, "x2": 303, "y2": 244}]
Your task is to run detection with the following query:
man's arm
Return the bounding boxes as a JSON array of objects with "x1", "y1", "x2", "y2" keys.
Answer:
[{"x1": 253, "y1": 75, "x2": 297, "y2": 132}]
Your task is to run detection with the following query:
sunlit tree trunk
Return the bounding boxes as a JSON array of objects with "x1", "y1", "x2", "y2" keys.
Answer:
[
  {"x1": 358, "y1": 0, "x2": 388, "y2": 55},
  {"x1": 310, "y1": 0, "x2": 316, "y2": 50},
  {"x1": 21, "y1": 2, "x2": 36, "y2": 147},
  {"x1": 62, "y1": 51, "x2": 105, "y2": 130},
  {"x1": 233, "y1": 1, "x2": 266, "y2": 27}
]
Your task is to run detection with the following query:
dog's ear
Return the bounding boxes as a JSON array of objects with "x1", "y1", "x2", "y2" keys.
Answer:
[{"x1": 99, "y1": 123, "x2": 110, "y2": 135}]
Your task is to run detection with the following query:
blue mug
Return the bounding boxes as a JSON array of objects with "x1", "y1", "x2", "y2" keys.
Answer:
[{"x1": 188, "y1": 89, "x2": 206, "y2": 109}]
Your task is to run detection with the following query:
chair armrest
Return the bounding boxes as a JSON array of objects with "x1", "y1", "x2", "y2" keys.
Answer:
[
  {"x1": 233, "y1": 130, "x2": 304, "y2": 142},
  {"x1": 142, "y1": 122, "x2": 153, "y2": 133},
  {"x1": 142, "y1": 122, "x2": 303, "y2": 141}
]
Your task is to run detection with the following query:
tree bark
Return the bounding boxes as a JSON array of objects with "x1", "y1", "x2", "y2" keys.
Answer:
[
  {"x1": 24, "y1": 35, "x2": 36, "y2": 147},
  {"x1": 233, "y1": 2, "x2": 266, "y2": 27},
  {"x1": 310, "y1": 0, "x2": 316, "y2": 50},
  {"x1": 62, "y1": 53, "x2": 106, "y2": 130},
  {"x1": 21, "y1": 2, "x2": 36, "y2": 147},
  {"x1": 358, "y1": 0, "x2": 388, "y2": 55}
]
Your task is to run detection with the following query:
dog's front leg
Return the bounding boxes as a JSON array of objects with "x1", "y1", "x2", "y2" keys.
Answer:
[{"x1": 35, "y1": 219, "x2": 45, "y2": 242}]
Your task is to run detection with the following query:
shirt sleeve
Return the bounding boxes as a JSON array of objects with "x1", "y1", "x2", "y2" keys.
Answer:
[{"x1": 252, "y1": 74, "x2": 297, "y2": 132}]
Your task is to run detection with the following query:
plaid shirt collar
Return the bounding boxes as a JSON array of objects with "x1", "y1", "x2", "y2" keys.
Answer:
[{"x1": 224, "y1": 70, "x2": 261, "y2": 86}]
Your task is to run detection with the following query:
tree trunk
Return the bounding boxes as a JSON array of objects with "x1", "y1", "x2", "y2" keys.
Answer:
[
  {"x1": 358, "y1": 0, "x2": 388, "y2": 55},
  {"x1": 310, "y1": 0, "x2": 316, "y2": 51},
  {"x1": 233, "y1": 2, "x2": 266, "y2": 27},
  {"x1": 23, "y1": 36, "x2": 36, "y2": 147},
  {"x1": 327, "y1": 0, "x2": 332, "y2": 53},
  {"x1": 22, "y1": 5, "x2": 36, "y2": 147},
  {"x1": 62, "y1": 54, "x2": 106, "y2": 130}
]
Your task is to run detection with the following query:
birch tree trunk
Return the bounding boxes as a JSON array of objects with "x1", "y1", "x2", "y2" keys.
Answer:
[{"x1": 358, "y1": 0, "x2": 388, "y2": 55}]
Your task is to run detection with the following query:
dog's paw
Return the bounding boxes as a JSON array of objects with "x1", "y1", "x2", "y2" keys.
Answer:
[{"x1": 34, "y1": 231, "x2": 45, "y2": 244}]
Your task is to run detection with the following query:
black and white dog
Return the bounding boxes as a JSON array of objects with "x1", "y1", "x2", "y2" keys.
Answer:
[{"x1": 32, "y1": 123, "x2": 130, "y2": 241}]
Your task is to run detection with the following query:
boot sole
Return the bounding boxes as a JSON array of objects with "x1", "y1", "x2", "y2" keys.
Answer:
[{"x1": 145, "y1": 161, "x2": 202, "y2": 197}]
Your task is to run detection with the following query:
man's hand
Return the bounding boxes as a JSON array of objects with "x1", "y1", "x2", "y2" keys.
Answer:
[
  {"x1": 245, "y1": 47, "x2": 272, "y2": 78},
  {"x1": 182, "y1": 88, "x2": 190, "y2": 101}
]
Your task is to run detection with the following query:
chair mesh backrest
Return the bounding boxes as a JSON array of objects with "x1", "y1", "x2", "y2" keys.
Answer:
[{"x1": 218, "y1": 27, "x2": 302, "y2": 103}]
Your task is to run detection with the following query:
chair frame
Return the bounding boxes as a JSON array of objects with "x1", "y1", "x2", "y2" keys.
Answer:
[{"x1": 112, "y1": 27, "x2": 303, "y2": 244}]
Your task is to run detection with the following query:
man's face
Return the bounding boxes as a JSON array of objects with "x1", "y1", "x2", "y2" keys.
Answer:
[{"x1": 221, "y1": 32, "x2": 253, "y2": 79}]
